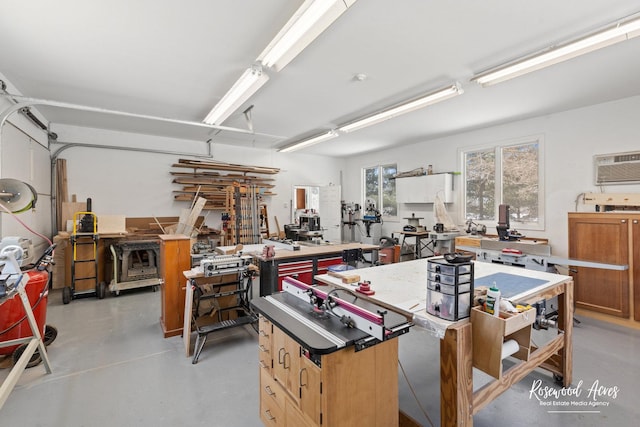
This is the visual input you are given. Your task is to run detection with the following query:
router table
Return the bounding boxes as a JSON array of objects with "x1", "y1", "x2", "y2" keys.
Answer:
[
  {"x1": 315, "y1": 259, "x2": 574, "y2": 427},
  {"x1": 251, "y1": 276, "x2": 412, "y2": 426}
]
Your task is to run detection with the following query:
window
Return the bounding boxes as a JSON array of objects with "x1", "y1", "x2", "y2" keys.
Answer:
[
  {"x1": 462, "y1": 138, "x2": 543, "y2": 230},
  {"x1": 363, "y1": 164, "x2": 397, "y2": 217}
]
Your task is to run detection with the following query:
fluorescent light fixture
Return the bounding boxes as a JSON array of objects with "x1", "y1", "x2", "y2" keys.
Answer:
[
  {"x1": 338, "y1": 83, "x2": 464, "y2": 133},
  {"x1": 203, "y1": 66, "x2": 269, "y2": 125},
  {"x1": 472, "y1": 14, "x2": 640, "y2": 87},
  {"x1": 278, "y1": 130, "x2": 338, "y2": 153},
  {"x1": 258, "y1": 0, "x2": 357, "y2": 72}
]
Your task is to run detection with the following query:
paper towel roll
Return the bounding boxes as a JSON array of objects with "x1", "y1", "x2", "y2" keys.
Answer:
[{"x1": 501, "y1": 339, "x2": 519, "y2": 359}]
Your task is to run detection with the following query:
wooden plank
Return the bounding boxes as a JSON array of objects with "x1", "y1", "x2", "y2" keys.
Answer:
[
  {"x1": 440, "y1": 322, "x2": 473, "y2": 427},
  {"x1": 175, "y1": 198, "x2": 227, "y2": 206},
  {"x1": 170, "y1": 171, "x2": 221, "y2": 177},
  {"x1": 56, "y1": 158, "x2": 68, "y2": 230},
  {"x1": 327, "y1": 270, "x2": 361, "y2": 284},
  {"x1": 184, "y1": 197, "x2": 207, "y2": 234},
  {"x1": 560, "y1": 280, "x2": 573, "y2": 387},
  {"x1": 174, "y1": 191, "x2": 227, "y2": 197},
  {"x1": 177, "y1": 158, "x2": 280, "y2": 174},
  {"x1": 274, "y1": 216, "x2": 284, "y2": 239},
  {"x1": 472, "y1": 335, "x2": 564, "y2": 414},
  {"x1": 177, "y1": 190, "x2": 275, "y2": 196},
  {"x1": 173, "y1": 177, "x2": 275, "y2": 187},
  {"x1": 173, "y1": 195, "x2": 226, "y2": 202},
  {"x1": 174, "y1": 158, "x2": 280, "y2": 174},
  {"x1": 175, "y1": 209, "x2": 190, "y2": 235},
  {"x1": 173, "y1": 175, "x2": 275, "y2": 182},
  {"x1": 171, "y1": 171, "x2": 275, "y2": 181},
  {"x1": 471, "y1": 307, "x2": 505, "y2": 379},
  {"x1": 97, "y1": 215, "x2": 127, "y2": 234}
]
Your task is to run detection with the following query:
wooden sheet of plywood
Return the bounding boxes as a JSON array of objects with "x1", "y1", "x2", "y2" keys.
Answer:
[{"x1": 97, "y1": 215, "x2": 127, "y2": 234}]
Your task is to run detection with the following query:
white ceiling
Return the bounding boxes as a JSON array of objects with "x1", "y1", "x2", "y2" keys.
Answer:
[{"x1": 1, "y1": 0, "x2": 640, "y2": 157}]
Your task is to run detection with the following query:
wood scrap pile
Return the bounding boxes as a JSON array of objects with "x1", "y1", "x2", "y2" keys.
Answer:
[
  {"x1": 171, "y1": 159, "x2": 279, "y2": 210},
  {"x1": 165, "y1": 196, "x2": 207, "y2": 237}
]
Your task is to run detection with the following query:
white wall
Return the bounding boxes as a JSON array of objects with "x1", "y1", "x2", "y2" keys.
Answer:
[
  {"x1": 0, "y1": 73, "x2": 52, "y2": 253},
  {"x1": 344, "y1": 95, "x2": 640, "y2": 258},
  {"x1": 52, "y1": 125, "x2": 345, "y2": 233}
]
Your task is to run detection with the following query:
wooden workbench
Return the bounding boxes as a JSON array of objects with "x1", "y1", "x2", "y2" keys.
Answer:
[
  {"x1": 315, "y1": 259, "x2": 573, "y2": 427},
  {"x1": 216, "y1": 241, "x2": 378, "y2": 260},
  {"x1": 220, "y1": 242, "x2": 379, "y2": 296}
]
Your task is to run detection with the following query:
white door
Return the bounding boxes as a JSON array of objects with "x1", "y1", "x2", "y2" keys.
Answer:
[{"x1": 319, "y1": 185, "x2": 341, "y2": 243}]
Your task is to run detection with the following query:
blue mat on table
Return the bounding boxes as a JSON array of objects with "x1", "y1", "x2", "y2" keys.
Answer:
[{"x1": 474, "y1": 272, "x2": 547, "y2": 299}]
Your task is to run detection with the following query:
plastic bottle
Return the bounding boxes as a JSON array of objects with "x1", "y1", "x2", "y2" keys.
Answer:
[{"x1": 485, "y1": 283, "x2": 501, "y2": 317}]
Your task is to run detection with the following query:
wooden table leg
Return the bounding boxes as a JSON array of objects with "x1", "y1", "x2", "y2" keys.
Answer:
[
  {"x1": 440, "y1": 322, "x2": 473, "y2": 427},
  {"x1": 558, "y1": 280, "x2": 573, "y2": 387}
]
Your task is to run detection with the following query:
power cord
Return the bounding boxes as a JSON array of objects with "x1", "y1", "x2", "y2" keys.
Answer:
[{"x1": 398, "y1": 359, "x2": 435, "y2": 427}]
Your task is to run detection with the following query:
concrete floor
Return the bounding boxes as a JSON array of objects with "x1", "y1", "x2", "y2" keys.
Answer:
[{"x1": 2, "y1": 287, "x2": 639, "y2": 426}]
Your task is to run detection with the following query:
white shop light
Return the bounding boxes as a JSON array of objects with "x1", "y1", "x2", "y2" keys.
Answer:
[
  {"x1": 203, "y1": 66, "x2": 269, "y2": 126},
  {"x1": 278, "y1": 130, "x2": 339, "y2": 153},
  {"x1": 472, "y1": 14, "x2": 640, "y2": 87},
  {"x1": 258, "y1": 0, "x2": 357, "y2": 72},
  {"x1": 338, "y1": 83, "x2": 464, "y2": 133}
]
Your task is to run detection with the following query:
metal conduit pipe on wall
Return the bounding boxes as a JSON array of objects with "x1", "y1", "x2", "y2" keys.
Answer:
[
  {"x1": 0, "y1": 91, "x2": 282, "y2": 236},
  {"x1": 49, "y1": 140, "x2": 215, "y2": 235}
]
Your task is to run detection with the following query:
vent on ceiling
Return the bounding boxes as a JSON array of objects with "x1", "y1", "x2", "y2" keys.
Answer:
[{"x1": 594, "y1": 151, "x2": 640, "y2": 185}]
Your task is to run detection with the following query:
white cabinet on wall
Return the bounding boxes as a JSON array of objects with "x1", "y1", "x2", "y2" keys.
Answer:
[{"x1": 396, "y1": 173, "x2": 453, "y2": 203}]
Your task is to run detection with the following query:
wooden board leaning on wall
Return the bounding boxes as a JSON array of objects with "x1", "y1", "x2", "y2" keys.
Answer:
[{"x1": 171, "y1": 158, "x2": 279, "y2": 210}]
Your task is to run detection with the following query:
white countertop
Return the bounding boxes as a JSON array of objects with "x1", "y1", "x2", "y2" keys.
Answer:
[{"x1": 315, "y1": 258, "x2": 571, "y2": 338}]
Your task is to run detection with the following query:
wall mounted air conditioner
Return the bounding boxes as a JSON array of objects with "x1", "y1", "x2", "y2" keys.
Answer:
[{"x1": 594, "y1": 151, "x2": 640, "y2": 185}]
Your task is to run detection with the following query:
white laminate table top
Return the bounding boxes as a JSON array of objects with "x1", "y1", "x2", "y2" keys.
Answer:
[{"x1": 315, "y1": 258, "x2": 571, "y2": 338}]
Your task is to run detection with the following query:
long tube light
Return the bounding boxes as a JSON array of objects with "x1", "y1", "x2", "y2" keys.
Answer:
[
  {"x1": 278, "y1": 130, "x2": 338, "y2": 153},
  {"x1": 338, "y1": 83, "x2": 463, "y2": 133},
  {"x1": 258, "y1": 0, "x2": 357, "y2": 72},
  {"x1": 203, "y1": 66, "x2": 269, "y2": 125},
  {"x1": 472, "y1": 14, "x2": 640, "y2": 87}
]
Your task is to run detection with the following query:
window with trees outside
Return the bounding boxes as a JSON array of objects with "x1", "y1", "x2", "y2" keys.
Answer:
[
  {"x1": 363, "y1": 164, "x2": 397, "y2": 218},
  {"x1": 462, "y1": 138, "x2": 544, "y2": 231}
]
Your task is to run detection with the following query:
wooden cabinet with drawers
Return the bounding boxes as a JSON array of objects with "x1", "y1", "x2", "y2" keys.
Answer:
[{"x1": 257, "y1": 315, "x2": 398, "y2": 426}]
